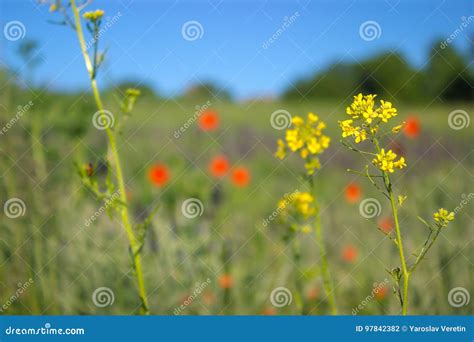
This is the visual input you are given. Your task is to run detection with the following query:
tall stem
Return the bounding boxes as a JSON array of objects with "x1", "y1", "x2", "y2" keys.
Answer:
[
  {"x1": 314, "y1": 209, "x2": 338, "y2": 314},
  {"x1": 70, "y1": 0, "x2": 149, "y2": 314},
  {"x1": 373, "y1": 137, "x2": 409, "y2": 315}
]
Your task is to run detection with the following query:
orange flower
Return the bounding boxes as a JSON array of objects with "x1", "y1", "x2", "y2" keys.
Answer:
[
  {"x1": 261, "y1": 307, "x2": 277, "y2": 315},
  {"x1": 199, "y1": 110, "x2": 219, "y2": 132},
  {"x1": 148, "y1": 164, "x2": 170, "y2": 187},
  {"x1": 218, "y1": 274, "x2": 233, "y2": 289},
  {"x1": 345, "y1": 183, "x2": 362, "y2": 203},
  {"x1": 378, "y1": 217, "x2": 393, "y2": 233},
  {"x1": 341, "y1": 245, "x2": 358, "y2": 263},
  {"x1": 374, "y1": 285, "x2": 389, "y2": 300},
  {"x1": 231, "y1": 166, "x2": 251, "y2": 187},
  {"x1": 209, "y1": 155, "x2": 229, "y2": 178},
  {"x1": 403, "y1": 116, "x2": 421, "y2": 139},
  {"x1": 307, "y1": 287, "x2": 319, "y2": 300}
]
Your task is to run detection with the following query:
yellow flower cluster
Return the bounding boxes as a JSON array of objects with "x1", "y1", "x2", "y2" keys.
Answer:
[
  {"x1": 278, "y1": 192, "x2": 316, "y2": 219},
  {"x1": 339, "y1": 93, "x2": 398, "y2": 144},
  {"x1": 433, "y1": 208, "x2": 454, "y2": 227},
  {"x1": 276, "y1": 113, "x2": 330, "y2": 175},
  {"x1": 83, "y1": 9, "x2": 105, "y2": 21},
  {"x1": 372, "y1": 148, "x2": 406, "y2": 173}
]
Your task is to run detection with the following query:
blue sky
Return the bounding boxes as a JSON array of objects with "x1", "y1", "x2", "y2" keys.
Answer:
[{"x1": 0, "y1": 0, "x2": 472, "y2": 99}]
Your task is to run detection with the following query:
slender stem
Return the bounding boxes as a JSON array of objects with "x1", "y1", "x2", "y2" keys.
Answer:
[
  {"x1": 70, "y1": 0, "x2": 149, "y2": 314},
  {"x1": 373, "y1": 136, "x2": 409, "y2": 315},
  {"x1": 314, "y1": 209, "x2": 337, "y2": 314}
]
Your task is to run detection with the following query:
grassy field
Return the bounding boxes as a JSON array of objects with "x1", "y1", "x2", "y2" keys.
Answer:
[{"x1": 0, "y1": 87, "x2": 472, "y2": 315}]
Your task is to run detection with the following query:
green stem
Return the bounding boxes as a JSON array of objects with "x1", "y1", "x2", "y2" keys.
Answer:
[
  {"x1": 314, "y1": 209, "x2": 338, "y2": 314},
  {"x1": 70, "y1": 0, "x2": 149, "y2": 314},
  {"x1": 373, "y1": 137, "x2": 409, "y2": 315}
]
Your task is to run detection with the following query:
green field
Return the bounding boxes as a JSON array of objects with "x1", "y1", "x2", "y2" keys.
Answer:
[{"x1": 1, "y1": 83, "x2": 472, "y2": 315}]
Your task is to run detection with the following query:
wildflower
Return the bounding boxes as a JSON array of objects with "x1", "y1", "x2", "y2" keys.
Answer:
[
  {"x1": 372, "y1": 149, "x2": 406, "y2": 173},
  {"x1": 148, "y1": 164, "x2": 170, "y2": 187},
  {"x1": 278, "y1": 191, "x2": 316, "y2": 219},
  {"x1": 378, "y1": 217, "x2": 393, "y2": 233},
  {"x1": 398, "y1": 195, "x2": 407, "y2": 207},
  {"x1": 374, "y1": 285, "x2": 389, "y2": 300},
  {"x1": 404, "y1": 116, "x2": 421, "y2": 139},
  {"x1": 301, "y1": 225, "x2": 312, "y2": 234},
  {"x1": 276, "y1": 112, "x2": 330, "y2": 175},
  {"x1": 392, "y1": 123, "x2": 404, "y2": 134},
  {"x1": 83, "y1": 9, "x2": 104, "y2": 22},
  {"x1": 199, "y1": 110, "x2": 219, "y2": 132},
  {"x1": 376, "y1": 100, "x2": 397, "y2": 122},
  {"x1": 346, "y1": 93, "x2": 378, "y2": 124},
  {"x1": 345, "y1": 183, "x2": 362, "y2": 203},
  {"x1": 433, "y1": 208, "x2": 454, "y2": 227},
  {"x1": 261, "y1": 307, "x2": 277, "y2": 315},
  {"x1": 209, "y1": 155, "x2": 229, "y2": 178},
  {"x1": 231, "y1": 166, "x2": 251, "y2": 187},
  {"x1": 341, "y1": 244, "x2": 358, "y2": 263},
  {"x1": 338, "y1": 119, "x2": 367, "y2": 143},
  {"x1": 307, "y1": 287, "x2": 319, "y2": 300},
  {"x1": 218, "y1": 274, "x2": 233, "y2": 289}
]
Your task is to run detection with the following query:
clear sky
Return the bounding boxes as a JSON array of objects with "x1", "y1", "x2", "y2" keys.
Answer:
[{"x1": 1, "y1": 0, "x2": 472, "y2": 99}]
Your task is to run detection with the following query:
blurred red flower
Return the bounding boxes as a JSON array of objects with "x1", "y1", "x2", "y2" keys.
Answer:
[
  {"x1": 342, "y1": 245, "x2": 358, "y2": 263},
  {"x1": 378, "y1": 217, "x2": 393, "y2": 233},
  {"x1": 199, "y1": 110, "x2": 219, "y2": 132},
  {"x1": 148, "y1": 164, "x2": 170, "y2": 187},
  {"x1": 404, "y1": 116, "x2": 421, "y2": 139},
  {"x1": 261, "y1": 307, "x2": 277, "y2": 315},
  {"x1": 232, "y1": 166, "x2": 251, "y2": 187},
  {"x1": 209, "y1": 155, "x2": 230, "y2": 178},
  {"x1": 307, "y1": 287, "x2": 319, "y2": 300},
  {"x1": 374, "y1": 285, "x2": 389, "y2": 301},
  {"x1": 218, "y1": 274, "x2": 234, "y2": 289},
  {"x1": 345, "y1": 183, "x2": 362, "y2": 203}
]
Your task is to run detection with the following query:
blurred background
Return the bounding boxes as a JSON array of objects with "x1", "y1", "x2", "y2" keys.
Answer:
[{"x1": 0, "y1": 0, "x2": 472, "y2": 315}]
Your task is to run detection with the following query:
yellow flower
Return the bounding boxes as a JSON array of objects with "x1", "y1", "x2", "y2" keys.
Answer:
[
  {"x1": 275, "y1": 139, "x2": 287, "y2": 159},
  {"x1": 392, "y1": 123, "x2": 404, "y2": 133},
  {"x1": 377, "y1": 100, "x2": 397, "y2": 122},
  {"x1": 372, "y1": 149, "x2": 407, "y2": 173},
  {"x1": 346, "y1": 93, "x2": 378, "y2": 124},
  {"x1": 277, "y1": 191, "x2": 317, "y2": 220},
  {"x1": 338, "y1": 119, "x2": 367, "y2": 144},
  {"x1": 275, "y1": 112, "x2": 330, "y2": 175},
  {"x1": 301, "y1": 225, "x2": 312, "y2": 234},
  {"x1": 434, "y1": 208, "x2": 454, "y2": 227},
  {"x1": 83, "y1": 9, "x2": 105, "y2": 21},
  {"x1": 398, "y1": 195, "x2": 407, "y2": 206}
]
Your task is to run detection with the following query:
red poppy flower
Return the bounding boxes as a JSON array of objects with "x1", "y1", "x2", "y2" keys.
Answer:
[
  {"x1": 218, "y1": 274, "x2": 233, "y2": 289},
  {"x1": 374, "y1": 285, "x2": 389, "y2": 301},
  {"x1": 261, "y1": 307, "x2": 277, "y2": 315},
  {"x1": 342, "y1": 245, "x2": 358, "y2": 263},
  {"x1": 199, "y1": 110, "x2": 219, "y2": 132},
  {"x1": 404, "y1": 116, "x2": 421, "y2": 139},
  {"x1": 378, "y1": 217, "x2": 393, "y2": 233},
  {"x1": 307, "y1": 287, "x2": 319, "y2": 300},
  {"x1": 209, "y1": 155, "x2": 229, "y2": 178},
  {"x1": 231, "y1": 166, "x2": 251, "y2": 187},
  {"x1": 345, "y1": 183, "x2": 362, "y2": 203},
  {"x1": 148, "y1": 164, "x2": 170, "y2": 187}
]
